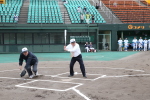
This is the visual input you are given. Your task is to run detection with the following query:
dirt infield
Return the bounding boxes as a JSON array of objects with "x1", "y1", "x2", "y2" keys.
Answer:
[{"x1": 0, "y1": 51, "x2": 150, "y2": 100}]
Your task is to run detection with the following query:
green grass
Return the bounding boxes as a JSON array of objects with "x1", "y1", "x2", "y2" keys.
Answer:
[{"x1": 0, "y1": 51, "x2": 138, "y2": 63}]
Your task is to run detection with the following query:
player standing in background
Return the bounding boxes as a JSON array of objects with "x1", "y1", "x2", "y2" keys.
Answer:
[
  {"x1": 143, "y1": 38, "x2": 148, "y2": 51},
  {"x1": 148, "y1": 38, "x2": 150, "y2": 51},
  {"x1": 118, "y1": 38, "x2": 123, "y2": 51},
  {"x1": 64, "y1": 39, "x2": 87, "y2": 78},
  {"x1": 132, "y1": 37, "x2": 138, "y2": 51},
  {"x1": 124, "y1": 38, "x2": 129, "y2": 51},
  {"x1": 138, "y1": 37, "x2": 143, "y2": 51}
]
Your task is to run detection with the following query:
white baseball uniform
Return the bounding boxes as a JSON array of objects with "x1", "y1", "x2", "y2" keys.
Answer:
[
  {"x1": 143, "y1": 40, "x2": 148, "y2": 51},
  {"x1": 118, "y1": 40, "x2": 123, "y2": 51},
  {"x1": 132, "y1": 39, "x2": 137, "y2": 51},
  {"x1": 148, "y1": 39, "x2": 150, "y2": 50},
  {"x1": 124, "y1": 39, "x2": 128, "y2": 51},
  {"x1": 138, "y1": 39, "x2": 143, "y2": 51}
]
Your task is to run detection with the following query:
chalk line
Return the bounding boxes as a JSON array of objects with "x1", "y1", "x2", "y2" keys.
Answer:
[
  {"x1": 103, "y1": 74, "x2": 150, "y2": 78},
  {"x1": 73, "y1": 88, "x2": 91, "y2": 100},
  {"x1": 16, "y1": 80, "x2": 83, "y2": 92},
  {"x1": 92, "y1": 75, "x2": 107, "y2": 81},
  {"x1": 85, "y1": 67, "x2": 145, "y2": 72},
  {"x1": 0, "y1": 69, "x2": 19, "y2": 73}
]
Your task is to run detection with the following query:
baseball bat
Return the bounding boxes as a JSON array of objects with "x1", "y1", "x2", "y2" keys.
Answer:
[{"x1": 64, "y1": 30, "x2": 67, "y2": 46}]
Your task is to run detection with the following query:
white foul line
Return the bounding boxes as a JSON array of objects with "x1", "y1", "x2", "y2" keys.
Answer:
[
  {"x1": 39, "y1": 67, "x2": 66, "y2": 69},
  {"x1": 103, "y1": 74, "x2": 150, "y2": 78},
  {"x1": 92, "y1": 75, "x2": 107, "y2": 81},
  {"x1": 85, "y1": 67, "x2": 145, "y2": 72},
  {"x1": 72, "y1": 88, "x2": 91, "y2": 100},
  {"x1": 0, "y1": 69, "x2": 19, "y2": 73}
]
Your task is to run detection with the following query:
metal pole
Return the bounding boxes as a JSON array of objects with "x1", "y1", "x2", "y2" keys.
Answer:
[
  {"x1": 143, "y1": 11, "x2": 144, "y2": 23},
  {"x1": 64, "y1": 11, "x2": 65, "y2": 24},
  {"x1": 96, "y1": 28, "x2": 99, "y2": 51}
]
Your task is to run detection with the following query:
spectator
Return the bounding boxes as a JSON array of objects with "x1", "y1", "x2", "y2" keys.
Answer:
[
  {"x1": 95, "y1": 3, "x2": 99, "y2": 9},
  {"x1": 92, "y1": 15, "x2": 95, "y2": 24},
  {"x1": 63, "y1": 0, "x2": 68, "y2": 4},
  {"x1": 80, "y1": 13, "x2": 84, "y2": 24},
  {"x1": 105, "y1": 43, "x2": 109, "y2": 50},
  {"x1": 84, "y1": 42, "x2": 89, "y2": 52},
  {"x1": 113, "y1": 2, "x2": 117, "y2": 7},
  {"x1": 14, "y1": 14, "x2": 18, "y2": 22},
  {"x1": 77, "y1": 6, "x2": 82, "y2": 13},
  {"x1": 85, "y1": 12, "x2": 91, "y2": 24},
  {"x1": 83, "y1": 6, "x2": 87, "y2": 14},
  {"x1": 89, "y1": 42, "x2": 95, "y2": 52}
]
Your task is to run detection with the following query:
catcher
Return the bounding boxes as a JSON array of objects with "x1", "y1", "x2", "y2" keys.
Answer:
[{"x1": 19, "y1": 47, "x2": 38, "y2": 78}]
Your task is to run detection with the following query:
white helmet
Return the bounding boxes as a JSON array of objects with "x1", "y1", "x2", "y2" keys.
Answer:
[
  {"x1": 70, "y1": 39, "x2": 76, "y2": 43},
  {"x1": 22, "y1": 47, "x2": 28, "y2": 53}
]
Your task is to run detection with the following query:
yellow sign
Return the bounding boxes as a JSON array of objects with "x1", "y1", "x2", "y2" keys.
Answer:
[
  {"x1": 128, "y1": 25, "x2": 145, "y2": 29},
  {"x1": 145, "y1": 0, "x2": 150, "y2": 4},
  {"x1": 0, "y1": 0, "x2": 5, "y2": 4}
]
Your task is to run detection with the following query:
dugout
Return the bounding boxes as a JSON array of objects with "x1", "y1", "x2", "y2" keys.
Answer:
[{"x1": 0, "y1": 24, "x2": 98, "y2": 53}]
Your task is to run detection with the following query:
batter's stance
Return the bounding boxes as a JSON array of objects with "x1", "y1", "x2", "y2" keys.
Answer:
[
  {"x1": 19, "y1": 47, "x2": 38, "y2": 78},
  {"x1": 64, "y1": 39, "x2": 87, "y2": 78}
]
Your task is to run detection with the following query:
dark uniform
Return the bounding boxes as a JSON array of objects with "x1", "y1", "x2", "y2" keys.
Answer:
[{"x1": 19, "y1": 51, "x2": 38, "y2": 76}]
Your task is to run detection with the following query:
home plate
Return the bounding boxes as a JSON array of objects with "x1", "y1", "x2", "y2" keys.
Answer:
[{"x1": 61, "y1": 78, "x2": 73, "y2": 82}]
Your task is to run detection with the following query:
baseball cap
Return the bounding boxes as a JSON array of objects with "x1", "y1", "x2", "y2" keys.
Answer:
[
  {"x1": 22, "y1": 47, "x2": 28, "y2": 53},
  {"x1": 70, "y1": 39, "x2": 76, "y2": 43}
]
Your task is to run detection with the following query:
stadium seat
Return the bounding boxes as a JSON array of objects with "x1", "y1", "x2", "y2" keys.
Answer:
[
  {"x1": 27, "y1": 0, "x2": 63, "y2": 24},
  {"x1": 102, "y1": 0, "x2": 150, "y2": 23},
  {"x1": 0, "y1": 0, "x2": 23, "y2": 23},
  {"x1": 64, "y1": 0, "x2": 106, "y2": 24}
]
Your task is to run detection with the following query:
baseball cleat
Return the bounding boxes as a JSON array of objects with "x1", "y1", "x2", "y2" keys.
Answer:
[
  {"x1": 68, "y1": 75, "x2": 74, "y2": 77},
  {"x1": 83, "y1": 76, "x2": 87, "y2": 78},
  {"x1": 29, "y1": 75, "x2": 34, "y2": 79}
]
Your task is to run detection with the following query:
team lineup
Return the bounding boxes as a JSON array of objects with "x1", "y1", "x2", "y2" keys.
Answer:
[{"x1": 118, "y1": 37, "x2": 150, "y2": 51}]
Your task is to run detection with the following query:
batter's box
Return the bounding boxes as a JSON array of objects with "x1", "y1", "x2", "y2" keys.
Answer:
[
  {"x1": 15, "y1": 80, "x2": 82, "y2": 91},
  {"x1": 51, "y1": 72, "x2": 106, "y2": 81}
]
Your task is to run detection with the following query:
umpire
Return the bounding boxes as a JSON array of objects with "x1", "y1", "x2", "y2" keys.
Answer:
[
  {"x1": 64, "y1": 39, "x2": 87, "y2": 78},
  {"x1": 19, "y1": 47, "x2": 38, "y2": 78}
]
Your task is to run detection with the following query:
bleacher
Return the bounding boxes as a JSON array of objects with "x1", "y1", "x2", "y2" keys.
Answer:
[
  {"x1": 28, "y1": 0, "x2": 63, "y2": 24},
  {"x1": 0, "y1": 0, "x2": 23, "y2": 23},
  {"x1": 64, "y1": 0, "x2": 106, "y2": 24},
  {"x1": 102, "y1": 0, "x2": 150, "y2": 23}
]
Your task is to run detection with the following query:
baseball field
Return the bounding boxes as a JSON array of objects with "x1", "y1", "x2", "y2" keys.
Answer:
[{"x1": 0, "y1": 51, "x2": 150, "y2": 100}]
